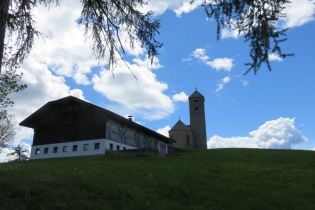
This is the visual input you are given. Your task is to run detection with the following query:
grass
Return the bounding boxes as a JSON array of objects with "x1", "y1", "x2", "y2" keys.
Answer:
[{"x1": 0, "y1": 148, "x2": 315, "y2": 210}]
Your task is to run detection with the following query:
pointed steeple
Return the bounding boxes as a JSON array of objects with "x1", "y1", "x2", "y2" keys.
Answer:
[{"x1": 189, "y1": 90, "x2": 204, "y2": 98}]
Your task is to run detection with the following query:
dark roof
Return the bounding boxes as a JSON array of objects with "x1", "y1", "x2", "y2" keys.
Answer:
[
  {"x1": 19, "y1": 96, "x2": 171, "y2": 143},
  {"x1": 189, "y1": 90, "x2": 204, "y2": 98},
  {"x1": 169, "y1": 120, "x2": 191, "y2": 132}
]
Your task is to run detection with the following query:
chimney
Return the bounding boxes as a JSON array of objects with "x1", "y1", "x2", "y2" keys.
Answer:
[{"x1": 128, "y1": 116, "x2": 133, "y2": 121}]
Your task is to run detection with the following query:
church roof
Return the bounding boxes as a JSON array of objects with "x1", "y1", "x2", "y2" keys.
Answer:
[
  {"x1": 189, "y1": 90, "x2": 204, "y2": 98},
  {"x1": 169, "y1": 120, "x2": 191, "y2": 132}
]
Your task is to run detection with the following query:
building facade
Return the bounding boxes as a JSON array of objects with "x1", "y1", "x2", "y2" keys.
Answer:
[
  {"x1": 20, "y1": 96, "x2": 171, "y2": 159},
  {"x1": 169, "y1": 90, "x2": 207, "y2": 149}
]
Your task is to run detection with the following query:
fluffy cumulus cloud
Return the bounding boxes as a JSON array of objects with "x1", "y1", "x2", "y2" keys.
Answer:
[
  {"x1": 206, "y1": 58, "x2": 233, "y2": 71},
  {"x1": 156, "y1": 125, "x2": 172, "y2": 137},
  {"x1": 25, "y1": 0, "x2": 110, "y2": 85},
  {"x1": 191, "y1": 49, "x2": 234, "y2": 71},
  {"x1": 92, "y1": 57, "x2": 174, "y2": 120},
  {"x1": 281, "y1": 0, "x2": 315, "y2": 28},
  {"x1": 216, "y1": 76, "x2": 231, "y2": 92},
  {"x1": 172, "y1": 92, "x2": 189, "y2": 102},
  {"x1": 191, "y1": 49, "x2": 209, "y2": 62},
  {"x1": 174, "y1": 0, "x2": 204, "y2": 17},
  {"x1": 0, "y1": 58, "x2": 86, "y2": 163},
  {"x1": 208, "y1": 118, "x2": 307, "y2": 149}
]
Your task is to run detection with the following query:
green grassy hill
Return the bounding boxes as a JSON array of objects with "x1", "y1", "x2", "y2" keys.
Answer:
[{"x1": 1, "y1": 148, "x2": 315, "y2": 210}]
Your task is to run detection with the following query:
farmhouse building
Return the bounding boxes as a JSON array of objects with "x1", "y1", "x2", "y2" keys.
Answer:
[
  {"x1": 20, "y1": 96, "x2": 172, "y2": 160},
  {"x1": 169, "y1": 90, "x2": 207, "y2": 149}
]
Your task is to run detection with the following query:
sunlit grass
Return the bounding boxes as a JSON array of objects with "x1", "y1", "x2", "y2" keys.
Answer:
[{"x1": 0, "y1": 148, "x2": 315, "y2": 210}]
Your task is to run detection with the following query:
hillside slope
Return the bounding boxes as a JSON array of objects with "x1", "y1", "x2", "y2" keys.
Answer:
[{"x1": 1, "y1": 149, "x2": 315, "y2": 210}]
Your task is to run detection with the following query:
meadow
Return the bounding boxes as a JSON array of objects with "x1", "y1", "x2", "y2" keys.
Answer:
[{"x1": 0, "y1": 148, "x2": 315, "y2": 210}]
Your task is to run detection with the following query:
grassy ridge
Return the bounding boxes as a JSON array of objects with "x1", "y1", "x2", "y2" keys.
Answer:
[{"x1": 1, "y1": 148, "x2": 315, "y2": 210}]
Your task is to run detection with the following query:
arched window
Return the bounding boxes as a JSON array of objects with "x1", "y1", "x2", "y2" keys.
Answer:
[{"x1": 186, "y1": 134, "x2": 190, "y2": 145}]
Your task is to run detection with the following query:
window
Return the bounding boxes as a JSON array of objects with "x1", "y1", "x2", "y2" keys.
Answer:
[
  {"x1": 123, "y1": 147, "x2": 126, "y2": 150},
  {"x1": 35, "y1": 148, "x2": 40, "y2": 155},
  {"x1": 110, "y1": 143, "x2": 113, "y2": 150},
  {"x1": 194, "y1": 99, "x2": 198, "y2": 103},
  {"x1": 159, "y1": 143, "x2": 167, "y2": 155},
  {"x1": 186, "y1": 134, "x2": 190, "y2": 145},
  {"x1": 84, "y1": 144, "x2": 89, "y2": 151},
  {"x1": 116, "y1": 145, "x2": 120, "y2": 151},
  {"x1": 95, "y1": 143, "x2": 100, "y2": 150},
  {"x1": 63, "y1": 146, "x2": 67, "y2": 152},
  {"x1": 73, "y1": 145, "x2": 77, "y2": 152},
  {"x1": 53, "y1": 147, "x2": 58, "y2": 153},
  {"x1": 44, "y1": 148, "x2": 48, "y2": 154},
  {"x1": 194, "y1": 106, "x2": 199, "y2": 111}
]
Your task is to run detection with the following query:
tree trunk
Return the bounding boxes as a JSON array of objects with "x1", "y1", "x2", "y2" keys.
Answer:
[{"x1": 0, "y1": 0, "x2": 10, "y2": 73}]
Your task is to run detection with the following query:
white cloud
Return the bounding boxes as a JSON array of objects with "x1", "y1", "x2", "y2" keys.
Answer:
[
  {"x1": 221, "y1": 0, "x2": 315, "y2": 40},
  {"x1": 208, "y1": 117, "x2": 308, "y2": 149},
  {"x1": 206, "y1": 58, "x2": 234, "y2": 71},
  {"x1": 216, "y1": 76, "x2": 231, "y2": 92},
  {"x1": 182, "y1": 58, "x2": 191, "y2": 62},
  {"x1": 191, "y1": 49, "x2": 234, "y2": 71},
  {"x1": 222, "y1": 28, "x2": 240, "y2": 39},
  {"x1": 191, "y1": 49, "x2": 209, "y2": 62},
  {"x1": 172, "y1": 92, "x2": 188, "y2": 102},
  {"x1": 269, "y1": 53, "x2": 283, "y2": 62},
  {"x1": 6, "y1": 58, "x2": 86, "y2": 147},
  {"x1": 137, "y1": 0, "x2": 202, "y2": 16},
  {"x1": 156, "y1": 125, "x2": 171, "y2": 137},
  {"x1": 281, "y1": 0, "x2": 315, "y2": 28},
  {"x1": 26, "y1": 0, "x2": 106, "y2": 85},
  {"x1": 174, "y1": 0, "x2": 203, "y2": 17},
  {"x1": 92, "y1": 57, "x2": 174, "y2": 120}
]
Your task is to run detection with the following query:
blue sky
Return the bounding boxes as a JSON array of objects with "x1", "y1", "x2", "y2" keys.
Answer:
[{"x1": 1, "y1": 0, "x2": 315, "y2": 161}]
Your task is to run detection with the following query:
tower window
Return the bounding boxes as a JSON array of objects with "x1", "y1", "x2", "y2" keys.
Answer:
[
  {"x1": 194, "y1": 99, "x2": 198, "y2": 103},
  {"x1": 194, "y1": 106, "x2": 199, "y2": 111}
]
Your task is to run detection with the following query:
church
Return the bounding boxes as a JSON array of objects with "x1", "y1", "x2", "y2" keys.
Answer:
[{"x1": 169, "y1": 90, "x2": 207, "y2": 149}]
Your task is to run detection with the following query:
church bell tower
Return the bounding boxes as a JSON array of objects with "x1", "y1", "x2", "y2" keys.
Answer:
[{"x1": 189, "y1": 89, "x2": 207, "y2": 149}]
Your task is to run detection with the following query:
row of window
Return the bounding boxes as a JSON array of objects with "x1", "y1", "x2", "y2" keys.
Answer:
[
  {"x1": 34, "y1": 143, "x2": 128, "y2": 155},
  {"x1": 35, "y1": 143, "x2": 100, "y2": 155}
]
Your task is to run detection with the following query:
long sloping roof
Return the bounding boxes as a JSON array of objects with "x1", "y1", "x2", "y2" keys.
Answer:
[
  {"x1": 19, "y1": 96, "x2": 172, "y2": 143},
  {"x1": 189, "y1": 90, "x2": 204, "y2": 98},
  {"x1": 169, "y1": 120, "x2": 191, "y2": 132}
]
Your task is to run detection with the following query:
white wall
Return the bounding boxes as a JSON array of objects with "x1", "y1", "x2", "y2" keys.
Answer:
[{"x1": 30, "y1": 139, "x2": 136, "y2": 160}]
